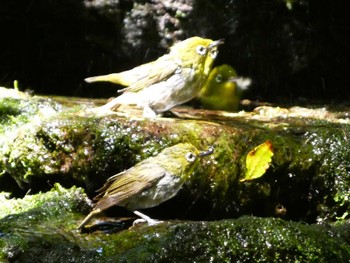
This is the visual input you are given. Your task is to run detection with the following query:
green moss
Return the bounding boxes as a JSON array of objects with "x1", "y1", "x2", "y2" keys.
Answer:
[
  {"x1": 2, "y1": 190, "x2": 350, "y2": 263},
  {"x1": 2, "y1": 88, "x2": 350, "y2": 226},
  {"x1": 303, "y1": 126, "x2": 350, "y2": 222},
  {"x1": 0, "y1": 90, "x2": 62, "y2": 134},
  {"x1": 0, "y1": 183, "x2": 89, "y2": 221},
  {"x1": 110, "y1": 217, "x2": 350, "y2": 262},
  {"x1": 1, "y1": 112, "x2": 175, "y2": 191},
  {"x1": 0, "y1": 89, "x2": 63, "y2": 182},
  {"x1": 0, "y1": 184, "x2": 94, "y2": 261},
  {"x1": 1, "y1": 163, "x2": 350, "y2": 262}
]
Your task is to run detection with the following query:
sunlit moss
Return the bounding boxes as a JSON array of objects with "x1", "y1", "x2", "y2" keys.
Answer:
[{"x1": 1, "y1": 185, "x2": 350, "y2": 262}]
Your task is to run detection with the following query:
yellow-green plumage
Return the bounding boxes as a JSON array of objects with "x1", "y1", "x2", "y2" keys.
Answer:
[
  {"x1": 85, "y1": 37, "x2": 223, "y2": 118},
  {"x1": 77, "y1": 143, "x2": 210, "y2": 229},
  {"x1": 197, "y1": 64, "x2": 251, "y2": 112}
]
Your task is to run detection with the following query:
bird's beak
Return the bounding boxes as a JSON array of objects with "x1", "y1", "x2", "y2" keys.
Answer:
[
  {"x1": 228, "y1": 76, "x2": 238, "y2": 82},
  {"x1": 209, "y1": 39, "x2": 225, "y2": 49},
  {"x1": 198, "y1": 146, "x2": 215, "y2": 157}
]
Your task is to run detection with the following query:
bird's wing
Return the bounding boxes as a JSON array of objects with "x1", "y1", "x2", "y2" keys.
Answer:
[
  {"x1": 93, "y1": 163, "x2": 166, "y2": 211},
  {"x1": 119, "y1": 55, "x2": 180, "y2": 93}
]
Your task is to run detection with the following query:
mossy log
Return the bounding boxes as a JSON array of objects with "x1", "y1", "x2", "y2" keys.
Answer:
[
  {"x1": 1, "y1": 87, "x2": 350, "y2": 261},
  {"x1": 1, "y1": 184, "x2": 350, "y2": 262},
  {"x1": 1, "y1": 87, "x2": 350, "y2": 223}
]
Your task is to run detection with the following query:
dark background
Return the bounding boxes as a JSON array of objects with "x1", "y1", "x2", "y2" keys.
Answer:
[{"x1": 0, "y1": 0, "x2": 349, "y2": 105}]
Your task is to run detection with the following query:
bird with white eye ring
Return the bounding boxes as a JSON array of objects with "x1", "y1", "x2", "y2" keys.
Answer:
[
  {"x1": 84, "y1": 37, "x2": 224, "y2": 118},
  {"x1": 77, "y1": 143, "x2": 214, "y2": 230},
  {"x1": 197, "y1": 64, "x2": 251, "y2": 112}
]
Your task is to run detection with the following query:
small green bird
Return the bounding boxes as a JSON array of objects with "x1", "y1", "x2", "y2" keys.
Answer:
[
  {"x1": 85, "y1": 37, "x2": 224, "y2": 118},
  {"x1": 197, "y1": 64, "x2": 251, "y2": 112},
  {"x1": 77, "y1": 143, "x2": 213, "y2": 229}
]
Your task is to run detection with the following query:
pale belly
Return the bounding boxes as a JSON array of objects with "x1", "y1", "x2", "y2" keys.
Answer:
[
  {"x1": 123, "y1": 173, "x2": 184, "y2": 211},
  {"x1": 139, "y1": 68, "x2": 205, "y2": 113}
]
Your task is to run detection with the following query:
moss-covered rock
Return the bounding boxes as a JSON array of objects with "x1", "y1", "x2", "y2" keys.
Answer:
[
  {"x1": 1, "y1": 185, "x2": 350, "y2": 262},
  {"x1": 114, "y1": 217, "x2": 350, "y2": 263},
  {"x1": 1, "y1": 87, "x2": 350, "y2": 225},
  {"x1": 0, "y1": 184, "x2": 93, "y2": 262},
  {"x1": 2, "y1": 88, "x2": 350, "y2": 261}
]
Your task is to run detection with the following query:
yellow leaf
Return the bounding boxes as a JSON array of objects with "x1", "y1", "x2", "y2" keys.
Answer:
[{"x1": 240, "y1": 140, "x2": 274, "y2": 182}]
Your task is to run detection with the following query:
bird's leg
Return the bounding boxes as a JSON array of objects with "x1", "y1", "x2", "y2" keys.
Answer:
[
  {"x1": 133, "y1": 210, "x2": 162, "y2": 226},
  {"x1": 142, "y1": 106, "x2": 158, "y2": 119},
  {"x1": 91, "y1": 97, "x2": 122, "y2": 113},
  {"x1": 81, "y1": 99, "x2": 122, "y2": 117}
]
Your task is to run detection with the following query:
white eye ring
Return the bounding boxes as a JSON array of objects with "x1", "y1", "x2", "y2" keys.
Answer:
[
  {"x1": 185, "y1": 152, "x2": 197, "y2": 162},
  {"x1": 210, "y1": 49, "x2": 218, "y2": 59},
  {"x1": 196, "y1": 45, "x2": 207, "y2": 55},
  {"x1": 215, "y1": 74, "x2": 223, "y2": 83}
]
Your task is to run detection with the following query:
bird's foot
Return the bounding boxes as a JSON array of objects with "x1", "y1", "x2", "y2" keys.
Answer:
[
  {"x1": 142, "y1": 106, "x2": 159, "y2": 119},
  {"x1": 132, "y1": 210, "x2": 162, "y2": 226}
]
